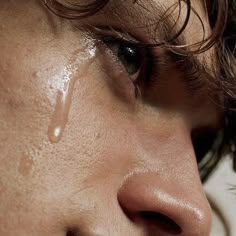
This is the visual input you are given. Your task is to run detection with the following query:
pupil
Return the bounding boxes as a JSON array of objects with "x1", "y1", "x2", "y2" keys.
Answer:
[{"x1": 118, "y1": 44, "x2": 142, "y2": 75}]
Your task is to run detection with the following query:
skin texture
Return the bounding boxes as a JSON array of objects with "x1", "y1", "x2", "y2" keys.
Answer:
[{"x1": 0, "y1": 0, "x2": 222, "y2": 235}]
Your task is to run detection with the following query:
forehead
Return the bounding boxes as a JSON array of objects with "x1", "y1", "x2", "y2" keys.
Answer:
[
  {"x1": 38, "y1": 0, "x2": 211, "y2": 45},
  {"x1": 89, "y1": 0, "x2": 211, "y2": 45}
]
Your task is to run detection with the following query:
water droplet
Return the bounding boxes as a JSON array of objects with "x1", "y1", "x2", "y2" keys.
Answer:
[{"x1": 48, "y1": 43, "x2": 96, "y2": 144}]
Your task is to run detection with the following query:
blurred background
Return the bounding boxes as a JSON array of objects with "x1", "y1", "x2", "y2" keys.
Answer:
[{"x1": 205, "y1": 155, "x2": 236, "y2": 236}]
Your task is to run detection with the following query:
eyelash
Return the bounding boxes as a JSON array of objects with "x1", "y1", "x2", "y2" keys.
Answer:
[
  {"x1": 92, "y1": 28, "x2": 156, "y2": 88},
  {"x1": 90, "y1": 26, "x2": 207, "y2": 91}
]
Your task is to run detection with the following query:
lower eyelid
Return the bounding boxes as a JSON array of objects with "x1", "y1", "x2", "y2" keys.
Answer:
[{"x1": 95, "y1": 40, "x2": 137, "y2": 101}]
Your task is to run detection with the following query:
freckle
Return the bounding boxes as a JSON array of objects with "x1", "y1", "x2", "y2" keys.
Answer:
[
  {"x1": 32, "y1": 71, "x2": 39, "y2": 79},
  {"x1": 18, "y1": 154, "x2": 34, "y2": 177},
  {"x1": 95, "y1": 132, "x2": 101, "y2": 139},
  {"x1": 7, "y1": 96, "x2": 24, "y2": 110}
]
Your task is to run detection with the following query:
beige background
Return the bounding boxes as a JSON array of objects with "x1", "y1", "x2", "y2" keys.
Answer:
[{"x1": 205, "y1": 156, "x2": 236, "y2": 236}]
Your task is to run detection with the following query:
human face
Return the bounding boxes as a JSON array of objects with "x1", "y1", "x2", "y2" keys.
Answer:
[{"x1": 0, "y1": 0, "x2": 222, "y2": 235}]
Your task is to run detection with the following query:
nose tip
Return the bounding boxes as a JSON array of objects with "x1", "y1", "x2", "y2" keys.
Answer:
[{"x1": 118, "y1": 173, "x2": 212, "y2": 236}]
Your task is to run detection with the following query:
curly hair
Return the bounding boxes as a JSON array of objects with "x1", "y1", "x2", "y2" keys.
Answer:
[{"x1": 41, "y1": 0, "x2": 236, "y2": 180}]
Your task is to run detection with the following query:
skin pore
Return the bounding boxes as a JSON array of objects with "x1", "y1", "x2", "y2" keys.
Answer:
[{"x1": 0, "y1": 0, "x2": 224, "y2": 235}]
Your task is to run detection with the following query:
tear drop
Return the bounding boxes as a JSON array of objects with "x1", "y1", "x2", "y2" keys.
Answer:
[{"x1": 48, "y1": 43, "x2": 96, "y2": 144}]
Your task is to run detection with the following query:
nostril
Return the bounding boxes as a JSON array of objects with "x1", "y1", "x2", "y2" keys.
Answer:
[
  {"x1": 140, "y1": 211, "x2": 182, "y2": 235},
  {"x1": 66, "y1": 229, "x2": 78, "y2": 236}
]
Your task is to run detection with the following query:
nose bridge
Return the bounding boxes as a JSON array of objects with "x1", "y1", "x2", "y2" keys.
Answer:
[
  {"x1": 136, "y1": 113, "x2": 194, "y2": 168},
  {"x1": 137, "y1": 110, "x2": 192, "y2": 147},
  {"x1": 118, "y1": 170, "x2": 212, "y2": 236}
]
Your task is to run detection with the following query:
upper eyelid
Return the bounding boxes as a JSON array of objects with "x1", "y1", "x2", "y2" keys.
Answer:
[
  {"x1": 88, "y1": 26, "x2": 209, "y2": 93},
  {"x1": 90, "y1": 26, "x2": 202, "y2": 87},
  {"x1": 88, "y1": 25, "x2": 141, "y2": 44},
  {"x1": 90, "y1": 29, "x2": 181, "y2": 88},
  {"x1": 90, "y1": 26, "x2": 213, "y2": 89}
]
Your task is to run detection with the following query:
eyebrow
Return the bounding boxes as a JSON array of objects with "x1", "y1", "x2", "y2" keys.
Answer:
[
  {"x1": 100, "y1": 0, "x2": 216, "y2": 92},
  {"x1": 167, "y1": 50, "x2": 213, "y2": 91}
]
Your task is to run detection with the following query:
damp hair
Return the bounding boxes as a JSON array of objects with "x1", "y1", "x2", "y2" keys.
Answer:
[{"x1": 41, "y1": 0, "x2": 236, "y2": 181}]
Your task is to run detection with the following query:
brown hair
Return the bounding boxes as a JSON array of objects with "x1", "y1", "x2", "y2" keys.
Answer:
[{"x1": 42, "y1": 0, "x2": 236, "y2": 179}]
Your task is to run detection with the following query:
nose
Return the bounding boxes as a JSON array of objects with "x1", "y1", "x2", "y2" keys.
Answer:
[{"x1": 118, "y1": 172, "x2": 212, "y2": 236}]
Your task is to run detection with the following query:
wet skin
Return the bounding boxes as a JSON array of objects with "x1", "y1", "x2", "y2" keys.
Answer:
[{"x1": 0, "y1": 0, "x2": 222, "y2": 235}]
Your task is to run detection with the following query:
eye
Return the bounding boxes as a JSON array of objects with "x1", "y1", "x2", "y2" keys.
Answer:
[{"x1": 103, "y1": 37, "x2": 147, "y2": 83}]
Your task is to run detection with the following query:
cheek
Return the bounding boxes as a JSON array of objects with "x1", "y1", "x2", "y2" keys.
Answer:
[
  {"x1": 0, "y1": 34, "x2": 99, "y2": 204},
  {"x1": 0, "y1": 35, "x2": 138, "y2": 219},
  {"x1": 51, "y1": 69, "x2": 138, "y2": 175}
]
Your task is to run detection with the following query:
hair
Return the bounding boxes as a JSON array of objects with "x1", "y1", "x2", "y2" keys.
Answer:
[{"x1": 42, "y1": 0, "x2": 236, "y2": 180}]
